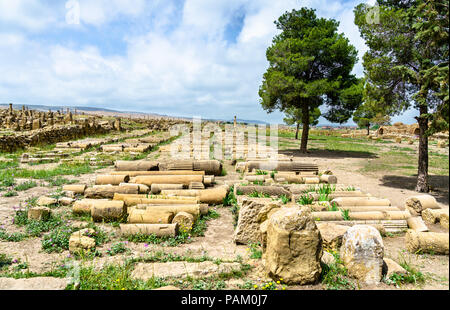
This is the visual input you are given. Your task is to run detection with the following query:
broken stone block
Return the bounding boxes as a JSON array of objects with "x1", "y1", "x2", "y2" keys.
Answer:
[
  {"x1": 340, "y1": 225, "x2": 384, "y2": 285},
  {"x1": 69, "y1": 229, "x2": 96, "y2": 254},
  {"x1": 27, "y1": 207, "x2": 51, "y2": 221},
  {"x1": 316, "y1": 222, "x2": 350, "y2": 252},
  {"x1": 382, "y1": 258, "x2": 407, "y2": 278},
  {"x1": 265, "y1": 207, "x2": 322, "y2": 285},
  {"x1": 36, "y1": 196, "x2": 58, "y2": 207}
]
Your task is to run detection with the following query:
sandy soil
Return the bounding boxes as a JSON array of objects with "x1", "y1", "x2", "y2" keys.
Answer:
[{"x1": 0, "y1": 138, "x2": 448, "y2": 290}]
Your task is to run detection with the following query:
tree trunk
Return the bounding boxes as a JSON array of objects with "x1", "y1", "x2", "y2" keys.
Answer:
[
  {"x1": 300, "y1": 104, "x2": 310, "y2": 153},
  {"x1": 415, "y1": 105, "x2": 429, "y2": 192},
  {"x1": 367, "y1": 125, "x2": 370, "y2": 135},
  {"x1": 295, "y1": 122, "x2": 300, "y2": 140}
]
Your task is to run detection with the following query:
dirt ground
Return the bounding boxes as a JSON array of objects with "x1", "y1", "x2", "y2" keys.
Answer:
[{"x1": 0, "y1": 137, "x2": 448, "y2": 290}]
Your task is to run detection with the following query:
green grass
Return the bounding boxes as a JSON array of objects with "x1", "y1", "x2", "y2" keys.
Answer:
[
  {"x1": 0, "y1": 254, "x2": 13, "y2": 270},
  {"x1": 297, "y1": 194, "x2": 314, "y2": 205},
  {"x1": 46, "y1": 177, "x2": 78, "y2": 187},
  {"x1": 315, "y1": 184, "x2": 335, "y2": 195},
  {"x1": 67, "y1": 262, "x2": 168, "y2": 290},
  {"x1": 248, "y1": 191, "x2": 270, "y2": 198},
  {"x1": 320, "y1": 251, "x2": 355, "y2": 290},
  {"x1": 0, "y1": 230, "x2": 28, "y2": 242},
  {"x1": 248, "y1": 243, "x2": 262, "y2": 259},
  {"x1": 341, "y1": 209, "x2": 350, "y2": 221},
  {"x1": 2, "y1": 190, "x2": 18, "y2": 197},
  {"x1": 0, "y1": 162, "x2": 95, "y2": 180},
  {"x1": 124, "y1": 209, "x2": 219, "y2": 246},
  {"x1": 279, "y1": 194, "x2": 290, "y2": 204},
  {"x1": 14, "y1": 181, "x2": 37, "y2": 191}
]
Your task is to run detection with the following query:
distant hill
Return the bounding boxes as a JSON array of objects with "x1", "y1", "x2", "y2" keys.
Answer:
[{"x1": 1, "y1": 103, "x2": 272, "y2": 124}]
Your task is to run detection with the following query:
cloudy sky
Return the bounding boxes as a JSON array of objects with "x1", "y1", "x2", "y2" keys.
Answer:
[{"x1": 0, "y1": 0, "x2": 417, "y2": 125}]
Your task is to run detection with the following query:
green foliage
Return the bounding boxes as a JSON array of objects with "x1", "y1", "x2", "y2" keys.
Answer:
[
  {"x1": 321, "y1": 251, "x2": 355, "y2": 290},
  {"x1": 3, "y1": 191, "x2": 18, "y2": 197},
  {"x1": 68, "y1": 263, "x2": 168, "y2": 290},
  {"x1": 14, "y1": 181, "x2": 37, "y2": 191},
  {"x1": 259, "y1": 7, "x2": 362, "y2": 151},
  {"x1": 341, "y1": 209, "x2": 350, "y2": 221},
  {"x1": 252, "y1": 180, "x2": 264, "y2": 186},
  {"x1": 279, "y1": 194, "x2": 290, "y2": 204},
  {"x1": 248, "y1": 243, "x2": 262, "y2": 259},
  {"x1": 125, "y1": 210, "x2": 218, "y2": 246},
  {"x1": 297, "y1": 194, "x2": 314, "y2": 205},
  {"x1": 47, "y1": 177, "x2": 78, "y2": 187},
  {"x1": 106, "y1": 242, "x2": 128, "y2": 256},
  {"x1": 327, "y1": 202, "x2": 339, "y2": 212},
  {"x1": 0, "y1": 175, "x2": 15, "y2": 188},
  {"x1": 255, "y1": 170, "x2": 268, "y2": 175},
  {"x1": 317, "y1": 193, "x2": 330, "y2": 202},
  {"x1": 248, "y1": 191, "x2": 270, "y2": 198},
  {"x1": 41, "y1": 224, "x2": 76, "y2": 253},
  {"x1": 0, "y1": 230, "x2": 28, "y2": 242},
  {"x1": 0, "y1": 254, "x2": 13, "y2": 270},
  {"x1": 315, "y1": 184, "x2": 335, "y2": 195}
]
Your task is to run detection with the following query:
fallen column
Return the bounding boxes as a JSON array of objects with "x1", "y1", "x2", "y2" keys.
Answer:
[
  {"x1": 324, "y1": 220, "x2": 408, "y2": 233},
  {"x1": 113, "y1": 194, "x2": 199, "y2": 207},
  {"x1": 120, "y1": 224, "x2": 178, "y2": 237},
  {"x1": 312, "y1": 211, "x2": 411, "y2": 221},
  {"x1": 133, "y1": 175, "x2": 203, "y2": 186},
  {"x1": 160, "y1": 186, "x2": 229, "y2": 204},
  {"x1": 151, "y1": 184, "x2": 184, "y2": 194},
  {"x1": 319, "y1": 175, "x2": 338, "y2": 184},
  {"x1": 84, "y1": 185, "x2": 139, "y2": 199},
  {"x1": 234, "y1": 185, "x2": 291, "y2": 198},
  {"x1": 422, "y1": 208, "x2": 449, "y2": 225},
  {"x1": 111, "y1": 170, "x2": 205, "y2": 177},
  {"x1": 406, "y1": 217, "x2": 429, "y2": 232},
  {"x1": 405, "y1": 230, "x2": 449, "y2": 254},
  {"x1": 405, "y1": 195, "x2": 440, "y2": 216},
  {"x1": 95, "y1": 175, "x2": 130, "y2": 185},
  {"x1": 119, "y1": 183, "x2": 150, "y2": 194},
  {"x1": 72, "y1": 199, "x2": 110, "y2": 214},
  {"x1": 63, "y1": 184, "x2": 87, "y2": 195},
  {"x1": 130, "y1": 204, "x2": 200, "y2": 221},
  {"x1": 331, "y1": 197, "x2": 391, "y2": 207},
  {"x1": 192, "y1": 160, "x2": 223, "y2": 176},
  {"x1": 91, "y1": 200, "x2": 126, "y2": 222},
  {"x1": 114, "y1": 160, "x2": 159, "y2": 171},
  {"x1": 308, "y1": 205, "x2": 400, "y2": 212}
]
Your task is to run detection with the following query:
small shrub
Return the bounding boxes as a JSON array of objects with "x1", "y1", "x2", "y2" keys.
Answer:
[
  {"x1": 248, "y1": 243, "x2": 262, "y2": 259},
  {"x1": 279, "y1": 194, "x2": 290, "y2": 204},
  {"x1": 320, "y1": 252, "x2": 355, "y2": 290},
  {"x1": 41, "y1": 224, "x2": 77, "y2": 253},
  {"x1": 297, "y1": 194, "x2": 314, "y2": 205},
  {"x1": 341, "y1": 209, "x2": 350, "y2": 221},
  {"x1": 3, "y1": 191, "x2": 18, "y2": 197},
  {"x1": 14, "y1": 181, "x2": 37, "y2": 191},
  {"x1": 106, "y1": 242, "x2": 128, "y2": 256}
]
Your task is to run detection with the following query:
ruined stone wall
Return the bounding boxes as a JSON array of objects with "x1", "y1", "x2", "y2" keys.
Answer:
[{"x1": 0, "y1": 123, "x2": 112, "y2": 153}]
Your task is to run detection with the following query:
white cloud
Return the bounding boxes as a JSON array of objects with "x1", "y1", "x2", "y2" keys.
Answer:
[{"x1": 0, "y1": 0, "x2": 418, "y2": 124}]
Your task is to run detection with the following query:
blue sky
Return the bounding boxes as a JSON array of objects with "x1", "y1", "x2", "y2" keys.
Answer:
[{"x1": 0, "y1": 0, "x2": 418, "y2": 125}]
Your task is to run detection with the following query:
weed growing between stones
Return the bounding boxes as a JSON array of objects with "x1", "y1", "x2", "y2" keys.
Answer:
[
  {"x1": 341, "y1": 209, "x2": 351, "y2": 221},
  {"x1": 65, "y1": 262, "x2": 168, "y2": 290},
  {"x1": 320, "y1": 251, "x2": 355, "y2": 290},
  {"x1": 248, "y1": 242, "x2": 262, "y2": 259},
  {"x1": 124, "y1": 209, "x2": 220, "y2": 247},
  {"x1": 106, "y1": 242, "x2": 128, "y2": 256},
  {"x1": 297, "y1": 194, "x2": 314, "y2": 205},
  {"x1": 0, "y1": 254, "x2": 13, "y2": 270},
  {"x1": 13, "y1": 209, "x2": 64, "y2": 237},
  {"x1": 3, "y1": 190, "x2": 18, "y2": 197},
  {"x1": 14, "y1": 181, "x2": 37, "y2": 191}
]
